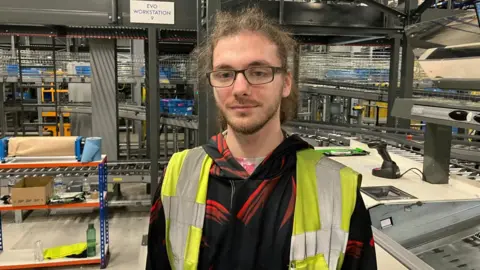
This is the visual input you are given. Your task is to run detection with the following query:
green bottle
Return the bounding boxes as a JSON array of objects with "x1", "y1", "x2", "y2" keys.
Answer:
[{"x1": 86, "y1": 223, "x2": 96, "y2": 257}]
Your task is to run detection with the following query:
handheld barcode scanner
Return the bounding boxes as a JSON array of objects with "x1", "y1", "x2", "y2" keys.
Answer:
[{"x1": 368, "y1": 141, "x2": 401, "y2": 179}]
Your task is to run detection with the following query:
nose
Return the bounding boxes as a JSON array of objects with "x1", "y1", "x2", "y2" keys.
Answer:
[{"x1": 231, "y1": 72, "x2": 251, "y2": 97}]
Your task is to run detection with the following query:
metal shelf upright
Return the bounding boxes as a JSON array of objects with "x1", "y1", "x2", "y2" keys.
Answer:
[{"x1": 0, "y1": 155, "x2": 110, "y2": 269}]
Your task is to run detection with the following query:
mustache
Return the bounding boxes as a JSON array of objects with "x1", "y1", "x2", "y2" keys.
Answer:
[
  {"x1": 226, "y1": 98, "x2": 261, "y2": 107},
  {"x1": 225, "y1": 97, "x2": 262, "y2": 107}
]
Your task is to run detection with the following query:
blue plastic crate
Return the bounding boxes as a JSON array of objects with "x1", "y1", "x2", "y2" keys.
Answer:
[
  {"x1": 325, "y1": 69, "x2": 358, "y2": 79},
  {"x1": 160, "y1": 99, "x2": 194, "y2": 115},
  {"x1": 7, "y1": 64, "x2": 18, "y2": 72},
  {"x1": 75, "y1": 66, "x2": 91, "y2": 76},
  {"x1": 169, "y1": 106, "x2": 193, "y2": 116}
]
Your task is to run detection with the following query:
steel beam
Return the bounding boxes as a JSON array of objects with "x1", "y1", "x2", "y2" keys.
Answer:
[
  {"x1": 423, "y1": 123, "x2": 452, "y2": 184},
  {"x1": 357, "y1": 0, "x2": 406, "y2": 19},
  {"x1": 398, "y1": 0, "x2": 417, "y2": 131},
  {"x1": 301, "y1": 85, "x2": 389, "y2": 102},
  {"x1": 206, "y1": 0, "x2": 221, "y2": 139},
  {"x1": 0, "y1": 83, "x2": 5, "y2": 137},
  {"x1": 290, "y1": 25, "x2": 403, "y2": 38},
  {"x1": 0, "y1": 0, "x2": 113, "y2": 26},
  {"x1": 433, "y1": 79, "x2": 480, "y2": 91},
  {"x1": 387, "y1": 37, "x2": 401, "y2": 127},
  {"x1": 414, "y1": 0, "x2": 436, "y2": 17},
  {"x1": 197, "y1": 0, "x2": 221, "y2": 144},
  {"x1": 398, "y1": 35, "x2": 415, "y2": 129},
  {"x1": 197, "y1": 0, "x2": 208, "y2": 145},
  {"x1": 146, "y1": 27, "x2": 160, "y2": 198},
  {"x1": 132, "y1": 39, "x2": 145, "y2": 149},
  {"x1": 89, "y1": 39, "x2": 119, "y2": 160},
  {"x1": 328, "y1": 36, "x2": 384, "y2": 45}
]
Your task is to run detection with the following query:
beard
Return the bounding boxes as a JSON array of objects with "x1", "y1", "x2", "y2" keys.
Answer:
[{"x1": 218, "y1": 90, "x2": 282, "y2": 136}]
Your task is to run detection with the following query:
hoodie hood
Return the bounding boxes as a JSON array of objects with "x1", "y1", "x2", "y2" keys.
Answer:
[{"x1": 202, "y1": 131, "x2": 312, "y2": 180}]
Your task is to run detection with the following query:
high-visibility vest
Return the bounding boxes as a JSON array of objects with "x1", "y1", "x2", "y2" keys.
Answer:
[{"x1": 161, "y1": 147, "x2": 360, "y2": 270}]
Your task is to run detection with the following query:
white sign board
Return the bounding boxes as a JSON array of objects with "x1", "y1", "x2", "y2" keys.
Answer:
[{"x1": 130, "y1": 1, "x2": 175, "y2": 24}]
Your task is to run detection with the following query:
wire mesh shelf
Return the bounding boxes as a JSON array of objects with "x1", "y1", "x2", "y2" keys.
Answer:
[
  {"x1": 158, "y1": 54, "x2": 197, "y2": 82},
  {"x1": 299, "y1": 45, "x2": 392, "y2": 88},
  {"x1": 0, "y1": 50, "x2": 198, "y2": 83},
  {"x1": 298, "y1": 45, "x2": 479, "y2": 102},
  {"x1": 1, "y1": 45, "x2": 478, "y2": 103}
]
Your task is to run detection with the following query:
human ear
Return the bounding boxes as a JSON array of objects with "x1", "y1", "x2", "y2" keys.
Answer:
[{"x1": 282, "y1": 72, "x2": 292, "y2": 98}]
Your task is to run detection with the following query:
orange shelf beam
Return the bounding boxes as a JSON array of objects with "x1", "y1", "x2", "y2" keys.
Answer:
[
  {"x1": 0, "y1": 258, "x2": 101, "y2": 270},
  {"x1": 0, "y1": 201, "x2": 100, "y2": 211}
]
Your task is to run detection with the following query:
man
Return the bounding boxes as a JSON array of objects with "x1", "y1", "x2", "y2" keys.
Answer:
[{"x1": 147, "y1": 7, "x2": 377, "y2": 270}]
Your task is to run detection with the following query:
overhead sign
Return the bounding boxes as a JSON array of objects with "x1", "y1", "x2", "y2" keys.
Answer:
[{"x1": 130, "y1": 1, "x2": 175, "y2": 24}]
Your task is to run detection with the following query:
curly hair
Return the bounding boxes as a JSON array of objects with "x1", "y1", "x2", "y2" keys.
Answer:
[{"x1": 195, "y1": 7, "x2": 298, "y2": 128}]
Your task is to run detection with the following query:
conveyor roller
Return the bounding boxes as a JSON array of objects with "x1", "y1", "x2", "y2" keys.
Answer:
[{"x1": 0, "y1": 160, "x2": 167, "y2": 179}]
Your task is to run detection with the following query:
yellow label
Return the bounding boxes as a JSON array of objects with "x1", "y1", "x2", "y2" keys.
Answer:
[{"x1": 113, "y1": 177, "x2": 122, "y2": 182}]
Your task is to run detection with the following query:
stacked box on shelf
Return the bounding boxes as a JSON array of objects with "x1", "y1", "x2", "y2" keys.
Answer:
[{"x1": 160, "y1": 98, "x2": 194, "y2": 116}]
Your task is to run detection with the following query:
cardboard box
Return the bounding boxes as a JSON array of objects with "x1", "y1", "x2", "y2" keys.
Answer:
[{"x1": 11, "y1": 176, "x2": 53, "y2": 206}]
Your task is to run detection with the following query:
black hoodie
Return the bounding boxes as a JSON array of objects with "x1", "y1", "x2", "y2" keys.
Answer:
[{"x1": 146, "y1": 133, "x2": 377, "y2": 270}]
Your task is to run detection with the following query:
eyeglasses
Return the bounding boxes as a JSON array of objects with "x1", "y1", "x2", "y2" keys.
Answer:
[{"x1": 206, "y1": 66, "x2": 285, "y2": 88}]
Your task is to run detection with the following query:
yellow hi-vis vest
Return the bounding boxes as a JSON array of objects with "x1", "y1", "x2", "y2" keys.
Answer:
[{"x1": 161, "y1": 147, "x2": 360, "y2": 270}]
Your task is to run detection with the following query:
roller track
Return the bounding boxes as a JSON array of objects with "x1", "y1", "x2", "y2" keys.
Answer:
[
  {"x1": 0, "y1": 160, "x2": 167, "y2": 183},
  {"x1": 300, "y1": 79, "x2": 480, "y2": 102}
]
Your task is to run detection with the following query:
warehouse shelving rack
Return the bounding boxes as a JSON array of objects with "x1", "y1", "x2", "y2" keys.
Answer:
[{"x1": 0, "y1": 155, "x2": 110, "y2": 269}]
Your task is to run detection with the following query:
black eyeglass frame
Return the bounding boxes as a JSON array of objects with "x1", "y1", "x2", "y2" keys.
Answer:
[{"x1": 206, "y1": 66, "x2": 286, "y2": 88}]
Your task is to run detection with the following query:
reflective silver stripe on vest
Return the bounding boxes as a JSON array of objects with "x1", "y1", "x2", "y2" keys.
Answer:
[
  {"x1": 290, "y1": 157, "x2": 348, "y2": 270},
  {"x1": 162, "y1": 147, "x2": 208, "y2": 269}
]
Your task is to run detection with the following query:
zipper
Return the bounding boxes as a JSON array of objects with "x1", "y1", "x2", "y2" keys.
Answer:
[{"x1": 230, "y1": 180, "x2": 236, "y2": 209}]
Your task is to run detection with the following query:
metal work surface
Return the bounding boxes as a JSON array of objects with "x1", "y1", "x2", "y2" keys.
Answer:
[
  {"x1": 370, "y1": 200, "x2": 480, "y2": 270},
  {"x1": 323, "y1": 139, "x2": 480, "y2": 269},
  {"x1": 417, "y1": 230, "x2": 480, "y2": 270}
]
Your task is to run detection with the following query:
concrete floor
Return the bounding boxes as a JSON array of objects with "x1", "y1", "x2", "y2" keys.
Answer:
[{"x1": 1, "y1": 184, "x2": 151, "y2": 270}]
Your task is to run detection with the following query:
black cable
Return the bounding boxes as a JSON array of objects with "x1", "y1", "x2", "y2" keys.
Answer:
[{"x1": 400, "y1": 167, "x2": 426, "y2": 181}]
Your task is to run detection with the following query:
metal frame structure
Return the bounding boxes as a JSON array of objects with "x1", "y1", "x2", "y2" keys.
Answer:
[
  {"x1": 0, "y1": 156, "x2": 110, "y2": 269},
  {"x1": 0, "y1": 0, "x2": 477, "y2": 197}
]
